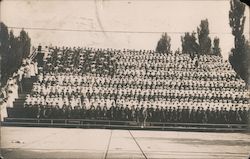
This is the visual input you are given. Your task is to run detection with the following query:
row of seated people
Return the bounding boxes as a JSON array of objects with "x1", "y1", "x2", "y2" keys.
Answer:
[
  {"x1": 44, "y1": 46, "x2": 195, "y2": 64},
  {"x1": 116, "y1": 57, "x2": 230, "y2": 73},
  {"x1": 44, "y1": 45, "x2": 225, "y2": 64},
  {"x1": 37, "y1": 73, "x2": 246, "y2": 92},
  {"x1": 114, "y1": 49, "x2": 224, "y2": 63},
  {"x1": 23, "y1": 101, "x2": 249, "y2": 124},
  {"x1": 116, "y1": 49, "x2": 224, "y2": 62},
  {"x1": 115, "y1": 69, "x2": 242, "y2": 83},
  {"x1": 39, "y1": 71, "x2": 243, "y2": 85},
  {"x1": 29, "y1": 86, "x2": 248, "y2": 105},
  {"x1": 114, "y1": 51, "x2": 232, "y2": 72},
  {"x1": 25, "y1": 94, "x2": 248, "y2": 109}
]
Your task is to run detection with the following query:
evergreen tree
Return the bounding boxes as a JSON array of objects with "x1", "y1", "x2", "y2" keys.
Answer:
[
  {"x1": 8, "y1": 31, "x2": 16, "y2": 74},
  {"x1": 197, "y1": 19, "x2": 212, "y2": 55},
  {"x1": 243, "y1": 42, "x2": 250, "y2": 85},
  {"x1": 0, "y1": 22, "x2": 10, "y2": 86},
  {"x1": 19, "y1": 29, "x2": 31, "y2": 58},
  {"x1": 212, "y1": 37, "x2": 222, "y2": 57},
  {"x1": 229, "y1": 0, "x2": 249, "y2": 84},
  {"x1": 181, "y1": 32, "x2": 199, "y2": 59},
  {"x1": 9, "y1": 30, "x2": 23, "y2": 74},
  {"x1": 156, "y1": 33, "x2": 171, "y2": 53},
  {"x1": 0, "y1": 23, "x2": 31, "y2": 87}
]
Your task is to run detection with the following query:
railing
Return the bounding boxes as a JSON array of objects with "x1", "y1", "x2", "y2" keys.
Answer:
[
  {"x1": 28, "y1": 48, "x2": 38, "y2": 60},
  {"x1": 3, "y1": 118, "x2": 249, "y2": 132}
]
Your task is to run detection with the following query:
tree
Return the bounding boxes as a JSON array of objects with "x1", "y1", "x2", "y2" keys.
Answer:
[
  {"x1": 0, "y1": 22, "x2": 10, "y2": 86},
  {"x1": 156, "y1": 33, "x2": 171, "y2": 53},
  {"x1": 197, "y1": 19, "x2": 212, "y2": 55},
  {"x1": 212, "y1": 37, "x2": 222, "y2": 57},
  {"x1": 229, "y1": 0, "x2": 246, "y2": 50},
  {"x1": 0, "y1": 23, "x2": 31, "y2": 87},
  {"x1": 9, "y1": 30, "x2": 24, "y2": 74},
  {"x1": 229, "y1": 0, "x2": 249, "y2": 84},
  {"x1": 19, "y1": 29, "x2": 31, "y2": 58},
  {"x1": 181, "y1": 32, "x2": 199, "y2": 59},
  {"x1": 8, "y1": 30, "x2": 16, "y2": 74},
  {"x1": 243, "y1": 42, "x2": 250, "y2": 85}
]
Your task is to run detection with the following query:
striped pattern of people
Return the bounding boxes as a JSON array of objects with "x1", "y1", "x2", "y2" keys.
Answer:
[{"x1": 22, "y1": 46, "x2": 249, "y2": 125}]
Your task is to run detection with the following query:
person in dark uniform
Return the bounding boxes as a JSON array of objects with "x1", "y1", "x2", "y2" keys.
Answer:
[
  {"x1": 80, "y1": 103, "x2": 87, "y2": 119},
  {"x1": 215, "y1": 107, "x2": 220, "y2": 124},
  {"x1": 238, "y1": 107, "x2": 244, "y2": 124},
  {"x1": 36, "y1": 102, "x2": 42, "y2": 119},
  {"x1": 39, "y1": 102, "x2": 45, "y2": 119},
  {"x1": 89, "y1": 103, "x2": 96, "y2": 119},
  {"x1": 32, "y1": 101, "x2": 39, "y2": 118},
  {"x1": 61, "y1": 103, "x2": 67, "y2": 119},
  {"x1": 185, "y1": 106, "x2": 190, "y2": 123},
  {"x1": 168, "y1": 106, "x2": 173, "y2": 122},
  {"x1": 205, "y1": 107, "x2": 211, "y2": 123},
  {"x1": 52, "y1": 103, "x2": 60, "y2": 119},
  {"x1": 164, "y1": 106, "x2": 169, "y2": 122},
  {"x1": 242, "y1": 107, "x2": 248, "y2": 124},
  {"x1": 66, "y1": 103, "x2": 73, "y2": 119},
  {"x1": 131, "y1": 105, "x2": 136, "y2": 121},
  {"x1": 74, "y1": 103, "x2": 81, "y2": 119},
  {"x1": 45, "y1": 105, "x2": 52, "y2": 119},
  {"x1": 228, "y1": 107, "x2": 234, "y2": 124},
  {"x1": 114, "y1": 104, "x2": 121, "y2": 120},
  {"x1": 135, "y1": 105, "x2": 140, "y2": 123},
  {"x1": 102, "y1": 103, "x2": 108, "y2": 120},
  {"x1": 176, "y1": 106, "x2": 181, "y2": 122},
  {"x1": 235, "y1": 107, "x2": 242, "y2": 124},
  {"x1": 219, "y1": 107, "x2": 225, "y2": 124},
  {"x1": 181, "y1": 106, "x2": 186, "y2": 122},
  {"x1": 159, "y1": 106, "x2": 165, "y2": 122},
  {"x1": 210, "y1": 107, "x2": 216, "y2": 124},
  {"x1": 222, "y1": 107, "x2": 229, "y2": 124},
  {"x1": 154, "y1": 105, "x2": 160, "y2": 122},
  {"x1": 120, "y1": 105, "x2": 126, "y2": 121},
  {"x1": 24, "y1": 102, "x2": 31, "y2": 118},
  {"x1": 124, "y1": 104, "x2": 130, "y2": 121},
  {"x1": 147, "y1": 105, "x2": 154, "y2": 122},
  {"x1": 195, "y1": 107, "x2": 201, "y2": 123},
  {"x1": 96, "y1": 103, "x2": 102, "y2": 120},
  {"x1": 109, "y1": 103, "x2": 115, "y2": 120},
  {"x1": 190, "y1": 106, "x2": 196, "y2": 123},
  {"x1": 140, "y1": 106, "x2": 147, "y2": 127},
  {"x1": 200, "y1": 107, "x2": 207, "y2": 123},
  {"x1": 172, "y1": 107, "x2": 177, "y2": 122}
]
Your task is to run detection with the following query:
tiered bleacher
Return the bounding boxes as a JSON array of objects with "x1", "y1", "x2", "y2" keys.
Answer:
[{"x1": 6, "y1": 46, "x2": 250, "y2": 125}]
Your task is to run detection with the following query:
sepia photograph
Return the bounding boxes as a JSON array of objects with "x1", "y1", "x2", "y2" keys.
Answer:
[{"x1": 0, "y1": 0, "x2": 250, "y2": 158}]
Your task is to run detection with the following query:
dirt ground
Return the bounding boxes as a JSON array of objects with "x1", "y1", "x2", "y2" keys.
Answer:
[{"x1": 1, "y1": 127, "x2": 250, "y2": 159}]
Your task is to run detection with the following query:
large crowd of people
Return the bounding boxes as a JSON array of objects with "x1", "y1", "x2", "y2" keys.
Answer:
[{"x1": 17, "y1": 46, "x2": 250, "y2": 124}]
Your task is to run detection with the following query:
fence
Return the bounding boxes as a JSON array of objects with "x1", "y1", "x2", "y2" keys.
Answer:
[{"x1": 2, "y1": 117, "x2": 249, "y2": 132}]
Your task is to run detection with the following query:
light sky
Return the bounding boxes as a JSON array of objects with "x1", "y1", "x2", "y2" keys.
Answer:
[{"x1": 1, "y1": 0, "x2": 249, "y2": 59}]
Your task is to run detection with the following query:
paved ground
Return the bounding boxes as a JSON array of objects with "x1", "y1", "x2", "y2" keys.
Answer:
[{"x1": 1, "y1": 127, "x2": 250, "y2": 159}]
